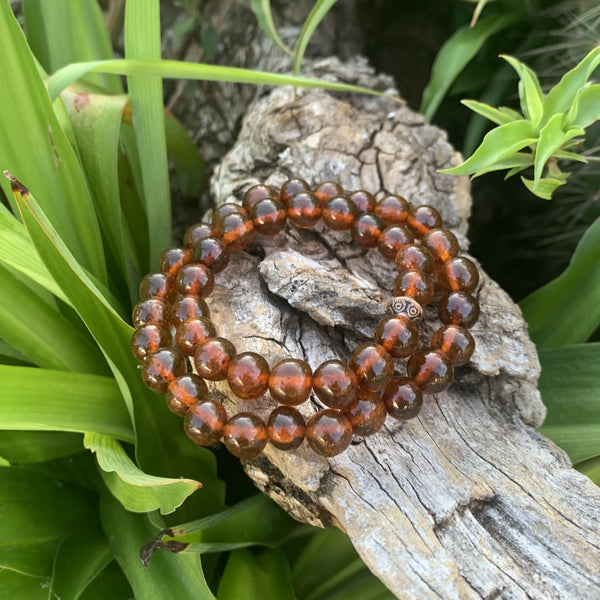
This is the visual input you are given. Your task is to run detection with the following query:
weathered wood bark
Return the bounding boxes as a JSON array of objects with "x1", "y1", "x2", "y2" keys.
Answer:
[{"x1": 198, "y1": 59, "x2": 600, "y2": 599}]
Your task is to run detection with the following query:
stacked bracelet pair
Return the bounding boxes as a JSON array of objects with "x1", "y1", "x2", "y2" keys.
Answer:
[{"x1": 130, "y1": 179, "x2": 480, "y2": 459}]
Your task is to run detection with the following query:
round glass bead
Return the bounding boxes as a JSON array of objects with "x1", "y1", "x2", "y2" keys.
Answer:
[
  {"x1": 442, "y1": 256, "x2": 480, "y2": 292},
  {"x1": 382, "y1": 377, "x2": 423, "y2": 420},
  {"x1": 431, "y1": 324, "x2": 475, "y2": 366},
  {"x1": 132, "y1": 298, "x2": 167, "y2": 329},
  {"x1": 268, "y1": 358, "x2": 312, "y2": 405},
  {"x1": 158, "y1": 247, "x2": 188, "y2": 279},
  {"x1": 166, "y1": 373, "x2": 209, "y2": 417},
  {"x1": 184, "y1": 399, "x2": 227, "y2": 446},
  {"x1": 349, "y1": 190, "x2": 376, "y2": 214},
  {"x1": 223, "y1": 412, "x2": 268, "y2": 459},
  {"x1": 242, "y1": 184, "x2": 279, "y2": 213},
  {"x1": 267, "y1": 406, "x2": 306, "y2": 450},
  {"x1": 349, "y1": 342, "x2": 394, "y2": 391},
  {"x1": 170, "y1": 295, "x2": 210, "y2": 327},
  {"x1": 422, "y1": 228, "x2": 459, "y2": 262},
  {"x1": 227, "y1": 352, "x2": 270, "y2": 399},
  {"x1": 175, "y1": 317, "x2": 217, "y2": 356},
  {"x1": 375, "y1": 194, "x2": 409, "y2": 225},
  {"x1": 306, "y1": 409, "x2": 353, "y2": 457},
  {"x1": 194, "y1": 337, "x2": 236, "y2": 381},
  {"x1": 280, "y1": 178, "x2": 310, "y2": 206},
  {"x1": 287, "y1": 191, "x2": 322, "y2": 229},
  {"x1": 214, "y1": 211, "x2": 255, "y2": 251},
  {"x1": 312, "y1": 359, "x2": 358, "y2": 409},
  {"x1": 192, "y1": 236, "x2": 230, "y2": 274},
  {"x1": 322, "y1": 196, "x2": 358, "y2": 231},
  {"x1": 407, "y1": 349, "x2": 453, "y2": 394},
  {"x1": 131, "y1": 324, "x2": 172, "y2": 362},
  {"x1": 211, "y1": 203, "x2": 244, "y2": 226},
  {"x1": 394, "y1": 244, "x2": 434, "y2": 273},
  {"x1": 142, "y1": 348, "x2": 186, "y2": 393},
  {"x1": 351, "y1": 213, "x2": 385, "y2": 249},
  {"x1": 314, "y1": 181, "x2": 344, "y2": 205},
  {"x1": 438, "y1": 292, "x2": 480, "y2": 328},
  {"x1": 394, "y1": 270, "x2": 435, "y2": 305},
  {"x1": 343, "y1": 389, "x2": 386, "y2": 436},
  {"x1": 407, "y1": 205, "x2": 442, "y2": 235},
  {"x1": 183, "y1": 222, "x2": 213, "y2": 248},
  {"x1": 377, "y1": 224, "x2": 414, "y2": 260},
  {"x1": 251, "y1": 198, "x2": 287, "y2": 236},
  {"x1": 139, "y1": 272, "x2": 169, "y2": 300},
  {"x1": 176, "y1": 263, "x2": 215, "y2": 298},
  {"x1": 374, "y1": 315, "x2": 419, "y2": 358}
]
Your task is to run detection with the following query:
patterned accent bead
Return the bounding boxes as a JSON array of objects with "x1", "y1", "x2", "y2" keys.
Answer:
[
  {"x1": 322, "y1": 196, "x2": 358, "y2": 231},
  {"x1": 407, "y1": 205, "x2": 442, "y2": 235},
  {"x1": 394, "y1": 270, "x2": 435, "y2": 305},
  {"x1": 227, "y1": 352, "x2": 270, "y2": 399},
  {"x1": 343, "y1": 389, "x2": 386, "y2": 436},
  {"x1": 377, "y1": 224, "x2": 414, "y2": 260},
  {"x1": 132, "y1": 298, "x2": 167, "y2": 329},
  {"x1": 184, "y1": 399, "x2": 227, "y2": 446},
  {"x1": 242, "y1": 184, "x2": 279, "y2": 213},
  {"x1": 183, "y1": 223, "x2": 213, "y2": 248},
  {"x1": 407, "y1": 349, "x2": 453, "y2": 394},
  {"x1": 314, "y1": 181, "x2": 344, "y2": 205},
  {"x1": 142, "y1": 348, "x2": 186, "y2": 393},
  {"x1": 287, "y1": 191, "x2": 322, "y2": 228},
  {"x1": 280, "y1": 178, "x2": 310, "y2": 206},
  {"x1": 170, "y1": 295, "x2": 210, "y2": 327},
  {"x1": 388, "y1": 296, "x2": 423, "y2": 321},
  {"x1": 349, "y1": 190, "x2": 376, "y2": 214},
  {"x1": 176, "y1": 263, "x2": 215, "y2": 298},
  {"x1": 374, "y1": 315, "x2": 419, "y2": 358},
  {"x1": 442, "y1": 256, "x2": 480, "y2": 292},
  {"x1": 214, "y1": 211, "x2": 255, "y2": 251},
  {"x1": 166, "y1": 374, "x2": 209, "y2": 417},
  {"x1": 194, "y1": 337, "x2": 236, "y2": 381},
  {"x1": 131, "y1": 324, "x2": 172, "y2": 362},
  {"x1": 251, "y1": 198, "x2": 287, "y2": 235},
  {"x1": 267, "y1": 406, "x2": 306, "y2": 450},
  {"x1": 312, "y1": 359, "x2": 358, "y2": 409},
  {"x1": 349, "y1": 342, "x2": 394, "y2": 391},
  {"x1": 351, "y1": 213, "x2": 385, "y2": 249},
  {"x1": 375, "y1": 194, "x2": 409, "y2": 225},
  {"x1": 211, "y1": 203, "x2": 244, "y2": 226},
  {"x1": 395, "y1": 244, "x2": 434, "y2": 274},
  {"x1": 306, "y1": 409, "x2": 353, "y2": 457},
  {"x1": 139, "y1": 272, "x2": 169, "y2": 300},
  {"x1": 175, "y1": 317, "x2": 216, "y2": 356},
  {"x1": 192, "y1": 236, "x2": 230, "y2": 274},
  {"x1": 422, "y1": 229, "x2": 459, "y2": 262},
  {"x1": 268, "y1": 358, "x2": 312, "y2": 405},
  {"x1": 431, "y1": 324, "x2": 475, "y2": 366},
  {"x1": 223, "y1": 412, "x2": 268, "y2": 459},
  {"x1": 382, "y1": 377, "x2": 423, "y2": 420},
  {"x1": 158, "y1": 247, "x2": 188, "y2": 279},
  {"x1": 438, "y1": 292, "x2": 480, "y2": 328}
]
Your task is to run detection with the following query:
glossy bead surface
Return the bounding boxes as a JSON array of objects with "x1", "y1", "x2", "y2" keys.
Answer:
[
  {"x1": 194, "y1": 337, "x2": 236, "y2": 381},
  {"x1": 211, "y1": 203, "x2": 244, "y2": 226},
  {"x1": 227, "y1": 352, "x2": 270, "y2": 399},
  {"x1": 343, "y1": 389, "x2": 386, "y2": 436},
  {"x1": 422, "y1": 229, "x2": 459, "y2": 262},
  {"x1": 176, "y1": 263, "x2": 215, "y2": 298},
  {"x1": 349, "y1": 342, "x2": 394, "y2": 391},
  {"x1": 131, "y1": 324, "x2": 172, "y2": 362},
  {"x1": 306, "y1": 409, "x2": 353, "y2": 457},
  {"x1": 132, "y1": 298, "x2": 167, "y2": 328},
  {"x1": 375, "y1": 194, "x2": 409, "y2": 225},
  {"x1": 175, "y1": 317, "x2": 217, "y2": 356},
  {"x1": 351, "y1": 213, "x2": 385, "y2": 248},
  {"x1": 158, "y1": 247, "x2": 188, "y2": 279},
  {"x1": 192, "y1": 236, "x2": 230, "y2": 273},
  {"x1": 170, "y1": 295, "x2": 210, "y2": 327},
  {"x1": 377, "y1": 224, "x2": 414, "y2": 260},
  {"x1": 268, "y1": 358, "x2": 312, "y2": 405},
  {"x1": 287, "y1": 191, "x2": 322, "y2": 228},
  {"x1": 223, "y1": 412, "x2": 268, "y2": 459},
  {"x1": 184, "y1": 399, "x2": 227, "y2": 446},
  {"x1": 214, "y1": 211, "x2": 255, "y2": 251},
  {"x1": 314, "y1": 181, "x2": 344, "y2": 205},
  {"x1": 432, "y1": 324, "x2": 475, "y2": 366},
  {"x1": 267, "y1": 406, "x2": 306, "y2": 450},
  {"x1": 382, "y1": 377, "x2": 423, "y2": 420},
  {"x1": 183, "y1": 222, "x2": 213, "y2": 248},
  {"x1": 166, "y1": 374, "x2": 209, "y2": 417},
  {"x1": 312, "y1": 360, "x2": 358, "y2": 409},
  {"x1": 139, "y1": 272, "x2": 169, "y2": 300},
  {"x1": 280, "y1": 178, "x2": 310, "y2": 206},
  {"x1": 438, "y1": 292, "x2": 480, "y2": 328},
  {"x1": 407, "y1": 205, "x2": 442, "y2": 235},
  {"x1": 407, "y1": 349, "x2": 453, "y2": 394},
  {"x1": 374, "y1": 315, "x2": 419, "y2": 358},
  {"x1": 395, "y1": 244, "x2": 434, "y2": 274},
  {"x1": 142, "y1": 348, "x2": 186, "y2": 393},
  {"x1": 349, "y1": 190, "x2": 376, "y2": 214},
  {"x1": 394, "y1": 270, "x2": 435, "y2": 305},
  {"x1": 322, "y1": 196, "x2": 358, "y2": 231},
  {"x1": 242, "y1": 184, "x2": 279, "y2": 213},
  {"x1": 251, "y1": 198, "x2": 287, "y2": 235},
  {"x1": 442, "y1": 256, "x2": 480, "y2": 292}
]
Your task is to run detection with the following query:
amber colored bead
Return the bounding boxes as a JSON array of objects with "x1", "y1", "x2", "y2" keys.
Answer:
[
  {"x1": 422, "y1": 228, "x2": 459, "y2": 263},
  {"x1": 280, "y1": 178, "x2": 310, "y2": 206},
  {"x1": 407, "y1": 349, "x2": 453, "y2": 394},
  {"x1": 351, "y1": 213, "x2": 385, "y2": 248},
  {"x1": 184, "y1": 399, "x2": 227, "y2": 446},
  {"x1": 267, "y1": 406, "x2": 306, "y2": 450},
  {"x1": 242, "y1": 184, "x2": 279, "y2": 213},
  {"x1": 322, "y1": 196, "x2": 358, "y2": 231},
  {"x1": 132, "y1": 298, "x2": 167, "y2": 329},
  {"x1": 176, "y1": 263, "x2": 215, "y2": 298},
  {"x1": 343, "y1": 389, "x2": 386, "y2": 436},
  {"x1": 223, "y1": 412, "x2": 268, "y2": 459},
  {"x1": 382, "y1": 377, "x2": 423, "y2": 420},
  {"x1": 192, "y1": 236, "x2": 230, "y2": 274},
  {"x1": 349, "y1": 342, "x2": 394, "y2": 391},
  {"x1": 251, "y1": 198, "x2": 287, "y2": 235},
  {"x1": 374, "y1": 315, "x2": 419, "y2": 359},
  {"x1": 314, "y1": 181, "x2": 344, "y2": 205},
  {"x1": 312, "y1": 360, "x2": 358, "y2": 409},
  {"x1": 170, "y1": 295, "x2": 210, "y2": 327},
  {"x1": 394, "y1": 244, "x2": 434, "y2": 274},
  {"x1": 166, "y1": 374, "x2": 209, "y2": 417},
  {"x1": 394, "y1": 270, "x2": 435, "y2": 305},
  {"x1": 306, "y1": 409, "x2": 353, "y2": 457},
  {"x1": 183, "y1": 222, "x2": 213, "y2": 248},
  {"x1": 139, "y1": 272, "x2": 169, "y2": 300},
  {"x1": 349, "y1": 190, "x2": 376, "y2": 214},
  {"x1": 268, "y1": 358, "x2": 312, "y2": 406},
  {"x1": 211, "y1": 203, "x2": 244, "y2": 226},
  {"x1": 375, "y1": 194, "x2": 410, "y2": 226},
  {"x1": 438, "y1": 291, "x2": 480, "y2": 328},
  {"x1": 175, "y1": 317, "x2": 217, "y2": 356},
  {"x1": 442, "y1": 256, "x2": 480, "y2": 292},
  {"x1": 131, "y1": 324, "x2": 172, "y2": 362},
  {"x1": 227, "y1": 352, "x2": 270, "y2": 399},
  {"x1": 142, "y1": 348, "x2": 186, "y2": 393},
  {"x1": 377, "y1": 224, "x2": 415, "y2": 260},
  {"x1": 194, "y1": 336, "x2": 236, "y2": 381},
  {"x1": 406, "y1": 205, "x2": 442, "y2": 235},
  {"x1": 214, "y1": 211, "x2": 255, "y2": 251},
  {"x1": 431, "y1": 324, "x2": 475, "y2": 366},
  {"x1": 158, "y1": 247, "x2": 188, "y2": 279},
  {"x1": 287, "y1": 191, "x2": 322, "y2": 228}
]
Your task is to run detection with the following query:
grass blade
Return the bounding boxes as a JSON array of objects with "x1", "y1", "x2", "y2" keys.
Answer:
[
  {"x1": 251, "y1": 0, "x2": 293, "y2": 55},
  {"x1": 0, "y1": 431, "x2": 83, "y2": 464}
]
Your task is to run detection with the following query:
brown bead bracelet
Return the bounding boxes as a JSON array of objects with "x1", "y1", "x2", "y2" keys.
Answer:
[{"x1": 131, "y1": 179, "x2": 480, "y2": 459}]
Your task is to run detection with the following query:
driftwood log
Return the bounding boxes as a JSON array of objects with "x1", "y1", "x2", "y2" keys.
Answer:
[{"x1": 192, "y1": 59, "x2": 600, "y2": 599}]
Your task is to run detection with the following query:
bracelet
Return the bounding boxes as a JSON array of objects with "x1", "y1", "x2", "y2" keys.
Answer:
[{"x1": 131, "y1": 179, "x2": 480, "y2": 459}]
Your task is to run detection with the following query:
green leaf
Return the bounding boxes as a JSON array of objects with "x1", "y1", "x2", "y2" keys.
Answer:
[
  {"x1": 0, "y1": 339, "x2": 35, "y2": 366},
  {"x1": 0, "y1": 570, "x2": 49, "y2": 600},
  {"x1": 461, "y1": 99, "x2": 516, "y2": 126},
  {"x1": 420, "y1": 14, "x2": 518, "y2": 121},
  {"x1": 251, "y1": 0, "x2": 293, "y2": 55},
  {"x1": 472, "y1": 152, "x2": 532, "y2": 178},
  {"x1": 553, "y1": 149, "x2": 588, "y2": 163},
  {"x1": 440, "y1": 120, "x2": 537, "y2": 176},
  {"x1": 520, "y1": 215, "x2": 600, "y2": 346},
  {"x1": 202, "y1": 27, "x2": 219, "y2": 61},
  {"x1": 538, "y1": 344, "x2": 600, "y2": 463},
  {"x1": 78, "y1": 561, "x2": 133, "y2": 600},
  {"x1": 85, "y1": 433, "x2": 201, "y2": 515},
  {"x1": 571, "y1": 83, "x2": 600, "y2": 129},
  {"x1": 0, "y1": 431, "x2": 83, "y2": 464},
  {"x1": 521, "y1": 174, "x2": 569, "y2": 199},
  {"x1": 501, "y1": 54, "x2": 544, "y2": 126},
  {"x1": 577, "y1": 455, "x2": 600, "y2": 486}
]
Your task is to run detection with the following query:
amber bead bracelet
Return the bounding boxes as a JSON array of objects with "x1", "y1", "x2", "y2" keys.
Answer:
[{"x1": 131, "y1": 179, "x2": 480, "y2": 459}]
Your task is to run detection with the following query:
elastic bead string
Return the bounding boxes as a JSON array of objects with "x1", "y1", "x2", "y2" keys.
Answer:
[{"x1": 131, "y1": 180, "x2": 480, "y2": 459}]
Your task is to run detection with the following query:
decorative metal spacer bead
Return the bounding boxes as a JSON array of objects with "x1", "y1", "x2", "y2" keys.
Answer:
[{"x1": 389, "y1": 296, "x2": 423, "y2": 321}]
